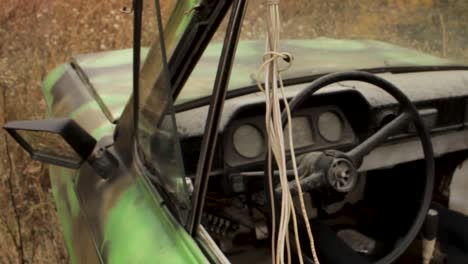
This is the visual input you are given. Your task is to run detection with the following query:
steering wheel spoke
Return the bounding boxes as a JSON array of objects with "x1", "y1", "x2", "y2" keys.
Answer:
[{"x1": 346, "y1": 111, "x2": 413, "y2": 166}]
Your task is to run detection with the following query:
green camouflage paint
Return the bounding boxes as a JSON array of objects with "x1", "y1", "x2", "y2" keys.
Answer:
[
  {"x1": 43, "y1": 63, "x2": 112, "y2": 263},
  {"x1": 40, "y1": 4, "x2": 207, "y2": 260},
  {"x1": 43, "y1": 61, "x2": 206, "y2": 261},
  {"x1": 40, "y1": 36, "x2": 457, "y2": 264},
  {"x1": 73, "y1": 49, "x2": 150, "y2": 69},
  {"x1": 103, "y1": 181, "x2": 206, "y2": 264},
  {"x1": 49, "y1": 166, "x2": 101, "y2": 264},
  {"x1": 171, "y1": 0, "x2": 197, "y2": 38}
]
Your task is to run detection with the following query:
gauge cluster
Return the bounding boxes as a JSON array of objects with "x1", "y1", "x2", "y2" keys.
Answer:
[
  {"x1": 224, "y1": 105, "x2": 357, "y2": 167},
  {"x1": 232, "y1": 124, "x2": 264, "y2": 158}
]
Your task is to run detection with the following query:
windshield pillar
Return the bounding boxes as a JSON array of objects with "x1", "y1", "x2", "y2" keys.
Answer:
[{"x1": 187, "y1": 0, "x2": 248, "y2": 236}]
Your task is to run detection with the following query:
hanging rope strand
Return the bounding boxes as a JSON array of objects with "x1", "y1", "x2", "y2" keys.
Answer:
[{"x1": 257, "y1": 1, "x2": 320, "y2": 263}]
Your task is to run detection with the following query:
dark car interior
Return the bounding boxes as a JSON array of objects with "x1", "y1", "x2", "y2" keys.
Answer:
[{"x1": 176, "y1": 70, "x2": 468, "y2": 263}]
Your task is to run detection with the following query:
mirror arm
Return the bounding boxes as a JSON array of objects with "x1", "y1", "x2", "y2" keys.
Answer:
[{"x1": 87, "y1": 136, "x2": 119, "y2": 179}]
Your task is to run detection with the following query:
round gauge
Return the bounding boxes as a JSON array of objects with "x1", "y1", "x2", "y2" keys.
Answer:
[
  {"x1": 318, "y1": 111, "x2": 343, "y2": 142},
  {"x1": 233, "y1": 125, "x2": 264, "y2": 158}
]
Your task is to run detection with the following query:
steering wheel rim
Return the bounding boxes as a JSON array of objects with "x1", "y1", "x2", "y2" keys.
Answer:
[{"x1": 266, "y1": 71, "x2": 434, "y2": 264}]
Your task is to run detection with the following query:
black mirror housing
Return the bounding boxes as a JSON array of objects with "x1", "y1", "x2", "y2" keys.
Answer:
[{"x1": 3, "y1": 118, "x2": 97, "y2": 169}]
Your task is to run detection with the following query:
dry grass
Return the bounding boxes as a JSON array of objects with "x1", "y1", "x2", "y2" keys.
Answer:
[
  {"x1": 0, "y1": 0, "x2": 176, "y2": 261},
  {"x1": 0, "y1": 0, "x2": 467, "y2": 263},
  {"x1": 238, "y1": 0, "x2": 468, "y2": 60},
  {"x1": 0, "y1": 1, "x2": 135, "y2": 263}
]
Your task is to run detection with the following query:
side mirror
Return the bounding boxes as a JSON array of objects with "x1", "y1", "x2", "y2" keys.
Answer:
[{"x1": 3, "y1": 118, "x2": 97, "y2": 169}]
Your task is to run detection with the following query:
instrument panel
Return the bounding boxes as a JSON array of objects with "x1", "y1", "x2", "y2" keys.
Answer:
[{"x1": 224, "y1": 105, "x2": 357, "y2": 167}]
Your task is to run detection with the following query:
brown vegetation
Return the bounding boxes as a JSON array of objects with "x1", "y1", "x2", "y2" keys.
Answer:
[
  {"x1": 0, "y1": 1, "x2": 135, "y2": 263},
  {"x1": 0, "y1": 0, "x2": 467, "y2": 263}
]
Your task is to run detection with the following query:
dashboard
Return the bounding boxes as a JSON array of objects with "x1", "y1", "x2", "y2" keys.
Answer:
[
  {"x1": 223, "y1": 105, "x2": 357, "y2": 167},
  {"x1": 177, "y1": 70, "x2": 468, "y2": 177},
  {"x1": 173, "y1": 70, "x2": 468, "y2": 262}
]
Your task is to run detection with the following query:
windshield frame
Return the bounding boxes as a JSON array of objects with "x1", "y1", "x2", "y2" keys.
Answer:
[
  {"x1": 174, "y1": 64, "x2": 468, "y2": 112},
  {"x1": 186, "y1": 0, "x2": 247, "y2": 236},
  {"x1": 114, "y1": 0, "x2": 234, "y2": 223}
]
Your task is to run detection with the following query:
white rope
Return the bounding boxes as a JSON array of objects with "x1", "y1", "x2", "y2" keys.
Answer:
[{"x1": 257, "y1": 1, "x2": 320, "y2": 264}]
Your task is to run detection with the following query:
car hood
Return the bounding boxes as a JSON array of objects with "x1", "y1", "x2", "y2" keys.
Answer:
[{"x1": 71, "y1": 38, "x2": 455, "y2": 120}]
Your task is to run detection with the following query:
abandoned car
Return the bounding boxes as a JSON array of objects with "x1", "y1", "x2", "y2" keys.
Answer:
[{"x1": 4, "y1": 0, "x2": 468, "y2": 263}]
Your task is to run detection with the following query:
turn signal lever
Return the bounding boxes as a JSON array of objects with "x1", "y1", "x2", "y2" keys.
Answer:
[{"x1": 275, "y1": 151, "x2": 359, "y2": 198}]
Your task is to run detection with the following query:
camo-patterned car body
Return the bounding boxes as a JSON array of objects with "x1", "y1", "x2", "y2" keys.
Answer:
[
  {"x1": 43, "y1": 61, "x2": 206, "y2": 263},
  {"x1": 42, "y1": 38, "x2": 454, "y2": 263}
]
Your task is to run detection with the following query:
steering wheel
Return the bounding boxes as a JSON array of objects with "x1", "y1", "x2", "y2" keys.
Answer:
[{"x1": 266, "y1": 71, "x2": 435, "y2": 264}]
